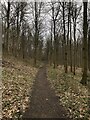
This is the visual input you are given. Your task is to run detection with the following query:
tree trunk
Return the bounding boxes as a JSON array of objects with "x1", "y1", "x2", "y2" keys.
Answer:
[
  {"x1": 69, "y1": 3, "x2": 72, "y2": 72},
  {"x1": 73, "y1": 6, "x2": 77, "y2": 75},
  {"x1": 63, "y1": 2, "x2": 67, "y2": 73},
  {"x1": 16, "y1": 3, "x2": 20, "y2": 57},
  {"x1": 67, "y1": 2, "x2": 70, "y2": 72},
  {"x1": 80, "y1": 1, "x2": 88, "y2": 85},
  {"x1": 73, "y1": 23, "x2": 76, "y2": 75},
  {"x1": 6, "y1": 1, "x2": 10, "y2": 52},
  {"x1": 88, "y1": 1, "x2": 90, "y2": 71},
  {"x1": 53, "y1": 19, "x2": 56, "y2": 68},
  {"x1": 88, "y1": 28, "x2": 90, "y2": 71},
  {"x1": 22, "y1": 32, "x2": 25, "y2": 59},
  {"x1": 34, "y1": 2, "x2": 38, "y2": 66},
  {"x1": 50, "y1": 22, "x2": 53, "y2": 66}
]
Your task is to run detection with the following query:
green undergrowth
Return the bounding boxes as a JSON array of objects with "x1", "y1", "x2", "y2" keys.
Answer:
[{"x1": 47, "y1": 65, "x2": 90, "y2": 120}]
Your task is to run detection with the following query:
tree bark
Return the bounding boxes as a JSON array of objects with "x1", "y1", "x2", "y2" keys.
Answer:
[
  {"x1": 63, "y1": 2, "x2": 67, "y2": 73},
  {"x1": 88, "y1": 28, "x2": 90, "y2": 71},
  {"x1": 6, "y1": 1, "x2": 10, "y2": 52},
  {"x1": 80, "y1": 2, "x2": 88, "y2": 85},
  {"x1": 69, "y1": 2, "x2": 72, "y2": 72},
  {"x1": 34, "y1": 2, "x2": 38, "y2": 66},
  {"x1": 73, "y1": 5, "x2": 77, "y2": 75},
  {"x1": 50, "y1": 22, "x2": 53, "y2": 66}
]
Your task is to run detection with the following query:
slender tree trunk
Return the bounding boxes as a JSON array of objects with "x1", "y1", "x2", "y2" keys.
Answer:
[
  {"x1": 88, "y1": 28, "x2": 90, "y2": 71},
  {"x1": 22, "y1": 32, "x2": 25, "y2": 59},
  {"x1": 34, "y1": 2, "x2": 38, "y2": 66},
  {"x1": 80, "y1": 2, "x2": 88, "y2": 85},
  {"x1": 63, "y1": 2, "x2": 67, "y2": 73},
  {"x1": 50, "y1": 23, "x2": 53, "y2": 66},
  {"x1": 56, "y1": 35, "x2": 59, "y2": 66},
  {"x1": 2, "y1": 17, "x2": 4, "y2": 52},
  {"x1": 73, "y1": 7, "x2": 77, "y2": 75},
  {"x1": 73, "y1": 23, "x2": 76, "y2": 75},
  {"x1": 53, "y1": 19, "x2": 56, "y2": 68},
  {"x1": 28, "y1": 33, "x2": 32, "y2": 58},
  {"x1": 70, "y1": 6, "x2": 73, "y2": 72},
  {"x1": 16, "y1": 4, "x2": 20, "y2": 57},
  {"x1": 67, "y1": 2, "x2": 70, "y2": 72},
  {"x1": 11, "y1": 28, "x2": 13, "y2": 54},
  {"x1": 6, "y1": 1, "x2": 10, "y2": 52},
  {"x1": 46, "y1": 40, "x2": 50, "y2": 62},
  {"x1": 88, "y1": 3, "x2": 90, "y2": 114},
  {"x1": 52, "y1": 4, "x2": 56, "y2": 68}
]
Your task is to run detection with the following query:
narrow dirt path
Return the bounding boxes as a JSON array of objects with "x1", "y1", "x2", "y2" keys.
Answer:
[{"x1": 23, "y1": 66, "x2": 71, "y2": 119}]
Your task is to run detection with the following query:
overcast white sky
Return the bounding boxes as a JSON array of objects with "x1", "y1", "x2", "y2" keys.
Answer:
[{"x1": 1, "y1": 0, "x2": 90, "y2": 3}]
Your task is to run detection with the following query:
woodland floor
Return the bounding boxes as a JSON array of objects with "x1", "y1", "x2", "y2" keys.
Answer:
[
  {"x1": 23, "y1": 66, "x2": 71, "y2": 119},
  {"x1": 2, "y1": 57, "x2": 89, "y2": 119},
  {"x1": 2, "y1": 56, "x2": 38, "y2": 119}
]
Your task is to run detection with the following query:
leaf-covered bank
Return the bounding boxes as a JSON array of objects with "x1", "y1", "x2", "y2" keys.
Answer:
[
  {"x1": 2, "y1": 56, "x2": 38, "y2": 119},
  {"x1": 47, "y1": 66, "x2": 90, "y2": 119}
]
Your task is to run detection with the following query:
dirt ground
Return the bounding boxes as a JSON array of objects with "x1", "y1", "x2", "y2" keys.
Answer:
[{"x1": 23, "y1": 66, "x2": 71, "y2": 119}]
